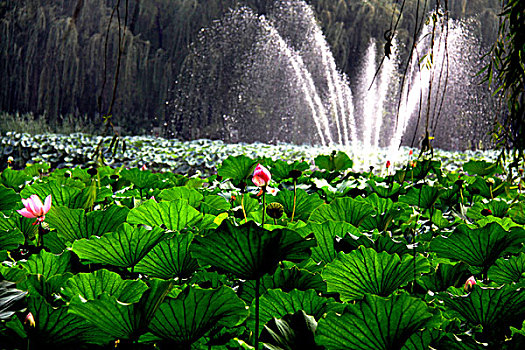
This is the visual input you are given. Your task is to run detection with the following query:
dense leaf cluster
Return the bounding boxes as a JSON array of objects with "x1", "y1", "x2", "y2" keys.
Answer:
[{"x1": 1, "y1": 150, "x2": 525, "y2": 349}]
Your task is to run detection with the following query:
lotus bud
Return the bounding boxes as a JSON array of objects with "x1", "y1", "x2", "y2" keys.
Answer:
[
  {"x1": 386, "y1": 160, "x2": 391, "y2": 169},
  {"x1": 140, "y1": 164, "x2": 147, "y2": 171},
  {"x1": 486, "y1": 178, "x2": 495, "y2": 185},
  {"x1": 24, "y1": 312, "x2": 36, "y2": 328},
  {"x1": 266, "y1": 202, "x2": 284, "y2": 220},
  {"x1": 252, "y1": 164, "x2": 271, "y2": 187},
  {"x1": 464, "y1": 276, "x2": 476, "y2": 293}
]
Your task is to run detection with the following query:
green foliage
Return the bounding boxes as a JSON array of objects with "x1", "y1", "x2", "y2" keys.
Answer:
[
  {"x1": 192, "y1": 221, "x2": 315, "y2": 279},
  {"x1": 316, "y1": 293, "x2": 432, "y2": 350},
  {"x1": 149, "y1": 286, "x2": 248, "y2": 345},
  {"x1": 323, "y1": 247, "x2": 430, "y2": 301},
  {"x1": 0, "y1": 150, "x2": 524, "y2": 348}
]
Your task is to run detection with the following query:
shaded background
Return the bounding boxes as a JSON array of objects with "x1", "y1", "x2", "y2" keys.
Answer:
[{"x1": 0, "y1": 0, "x2": 503, "y2": 149}]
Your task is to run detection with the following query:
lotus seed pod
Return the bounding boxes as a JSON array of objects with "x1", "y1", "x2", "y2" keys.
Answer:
[{"x1": 266, "y1": 202, "x2": 284, "y2": 220}]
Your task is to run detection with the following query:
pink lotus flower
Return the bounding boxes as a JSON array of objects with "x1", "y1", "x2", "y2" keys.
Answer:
[
  {"x1": 17, "y1": 194, "x2": 52, "y2": 225},
  {"x1": 252, "y1": 164, "x2": 271, "y2": 187},
  {"x1": 464, "y1": 276, "x2": 476, "y2": 293}
]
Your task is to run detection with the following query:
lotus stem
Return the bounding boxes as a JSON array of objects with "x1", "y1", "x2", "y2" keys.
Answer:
[
  {"x1": 241, "y1": 192, "x2": 247, "y2": 223},
  {"x1": 291, "y1": 179, "x2": 297, "y2": 222},
  {"x1": 262, "y1": 189, "x2": 266, "y2": 229},
  {"x1": 255, "y1": 276, "x2": 261, "y2": 350}
]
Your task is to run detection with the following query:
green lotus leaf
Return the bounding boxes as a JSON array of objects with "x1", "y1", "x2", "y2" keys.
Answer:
[
  {"x1": 323, "y1": 247, "x2": 430, "y2": 301},
  {"x1": 314, "y1": 151, "x2": 353, "y2": 172},
  {"x1": 436, "y1": 333, "x2": 492, "y2": 349},
  {"x1": 463, "y1": 160, "x2": 503, "y2": 176},
  {"x1": 68, "y1": 293, "x2": 140, "y2": 340},
  {"x1": 247, "y1": 289, "x2": 341, "y2": 336},
  {"x1": 0, "y1": 226, "x2": 24, "y2": 251},
  {"x1": 430, "y1": 222, "x2": 525, "y2": 273},
  {"x1": 27, "y1": 293, "x2": 113, "y2": 346},
  {"x1": 309, "y1": 197, "x2": 375, "y2": 227},
  {"x1": 508, "y1": 201, "x2": 525, "y2": 224},
  {"x1": 0, "y1": 185, "x2": 20, "y2": 212},
  {"x1": 149, "y1": 286, "x2": 248, "y2": 345},
  {"x1": 21, "y1": 273, "x2": 72, "y2": 300},
  {"x1": 511, "y1": 320, "x2": 525, "y2": 338},
  {"x1": 338, "y1": 233, "x2": 412, "y2": 257},
  {"x1": 0, "y1": 168, "x2": 31, "y2": 190},
  {"x1": 358, "y1": 194, "x2": 405, "y2": 232},
  {"x1": 399, "y1": 185, "x2": 442, "y2": 210},
  {"x1": 217, "y1": 155, "x2": 257, "y2": 186},
  {"x1": 127, "y1": 199, "x2": 201, "y2": 231},
  {"x1": 69, "y1": 279, "x2": 173, "y2": 340},
  {"x1": 419, "y1": 260, "x2": 470, "y2": 292},
  {"x1": 430, "y1": 209, "x2": 458, "y2": 229},
  {"x1": 232, "y1": 193, "x2": 259, "y2": 216},
  {"x1": 402, "y1": 329, "x2": 442, "y2": 350},
  {"x1": 239, "y1": 266, "x2": 326, "y2": 303},
  {"x1": 269, "y1": 160, "x2": 309, "y2": 182},
  {"x1": 467, "y1": 199, "x2": 510, "y2": 220},
  {"x1": 62, "y1": 269, "x2": 149, "y2": 303},
  {"x1": 367, "y1": 180, "x2": 402, "y2": 198},
  {"x1": 72, "y1": 224, "x2": 168, "y2": 267},
  {"x1": 20, "y1": 250, "x2": 71, "y2": 280},
  {"x1": 442, "y1": 285, "x2": 525, "y2": 336},
  {"x1": 21, "y1": 180, "x2": 83, "y2": 208},
  {"x1": 316, "y1": 293, "x2": 432, "y2": 350},
  {"x1": 274, "y1": 188, "x2": 324, "y2": 222},
  {"x1": 192, "y1": 220, "x2": 315, "y2": 279},
  {"x1": 134, "y1": 233, "x2": 198, "y2": 279},
  {"x1": 46, "y1": 204, "x2": 128, "y2": 242},
  {"x1": 42, "y1": 231, "x2": 67, "y2": 254},
  {"x1": 158, "y1": 186, "x2": 203, "y2": 207},
  {"x1": 186, "y1": 273, "x2": 230, "y2": 293},
  {"x1": 0, "y1": 211, "x2": 37, "y2": 244},
  {"x1": 308, "y1": 221, "x2": 356, "y2": 264},
  {"x1": 120, "y1": 168, "x2": 159, "y2": 189},
  {"x1": 488, "y1": 253, "x2": 525, "y2": 285},
  {"x1": 260, "y1": 310, "x2": 322, "y2": 350},
  {"x1": 467, "y1": 177, "x2": 507, "y2": 199},
  {"x1": 200, "y1": 195, "x2": 231, "y2": 215}
]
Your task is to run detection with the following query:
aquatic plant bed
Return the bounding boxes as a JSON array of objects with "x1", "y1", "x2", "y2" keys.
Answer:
[
  {"x1": 0, "y1": 132, "x2": 498, "y2": 174},
  {"x1": 1, "y1": 149, "x2": 524, "y2": 349}
]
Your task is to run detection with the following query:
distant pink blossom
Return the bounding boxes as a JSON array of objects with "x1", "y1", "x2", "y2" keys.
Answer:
[
  {"x1": 252, "y1": 164, "x2": 271, "y2": 187},
  {"x1": 17, "y1": 194, "x2": 52, "y2": 225},
  {"x1": 464, "y1": 276, "x2": 476, "y2": 293}
]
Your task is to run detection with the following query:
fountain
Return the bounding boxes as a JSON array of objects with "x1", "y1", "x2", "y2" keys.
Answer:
[{"x1": 170, "y1": 0, "x2": 499, "y2": 164}]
